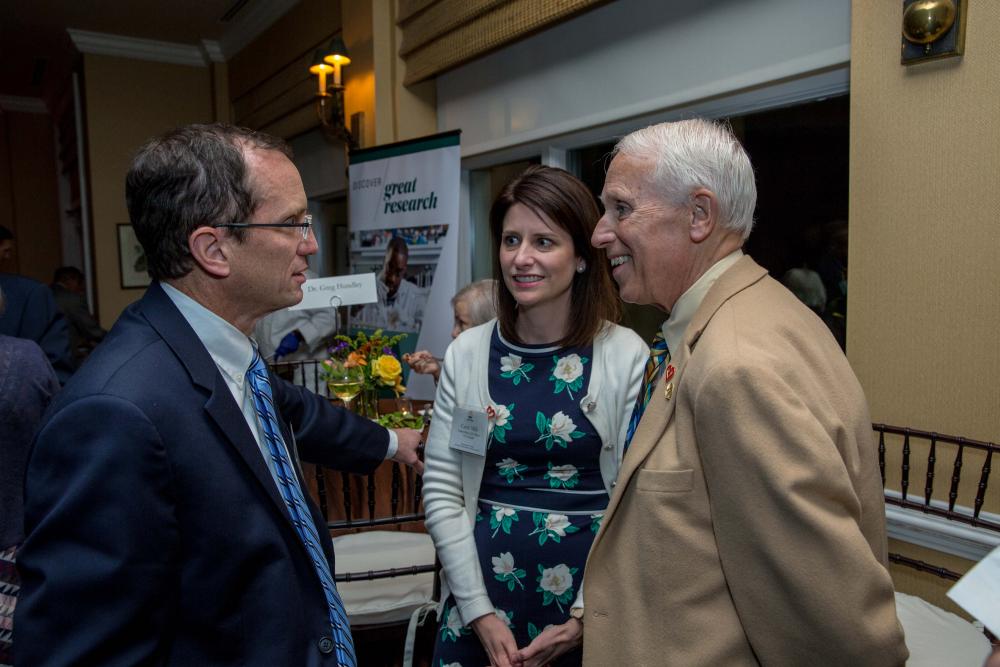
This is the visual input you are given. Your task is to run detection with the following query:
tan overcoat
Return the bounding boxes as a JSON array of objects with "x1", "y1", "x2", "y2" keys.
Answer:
[{"x1": 582, "y1": 256, "x2": 908, "y2": 666}]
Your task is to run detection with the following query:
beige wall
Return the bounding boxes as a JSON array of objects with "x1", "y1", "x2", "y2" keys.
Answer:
[
  {"x1": 343, "y1": 0, "x2": 438, "y2": 148},
  {"x1": 0, "y1": 110, "x2": 62, "y2": 283},
  {"x1": 850, "y1": 3, "x2": 1000, "y2": 607},
  {"x1": 849, "y1": 3, "x2": 1000, "y2": 440},
  {"x1": 83, "y1": 54, "x2": 213, "y2": 326}
]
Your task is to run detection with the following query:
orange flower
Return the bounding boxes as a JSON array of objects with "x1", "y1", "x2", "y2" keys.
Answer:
[{"x1": 345, "y1": 351, "x2": 367, "y2": 367}]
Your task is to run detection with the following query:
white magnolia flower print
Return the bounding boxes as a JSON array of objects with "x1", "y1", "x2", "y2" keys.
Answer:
[
  {"x1": 440, "y1": 604, "x2": 470, "y2": 642},
  {"x1": 543, "y1": 513, "x2": 571, "y2": 537},
  {"x1": 535, "y1": 411, "x2": 586, "y2": 450},
  {"x1": 487, "y1": 403, "x2": 514, "y2": 444},
  {"x1": 549, "y1": 412, "x2": 577, "y2": 441},
  {"x1": 538, "y1": 563, "x2": 574, "y2": 596},
  {"x1": 546, "y1": 464, "x2": 577, "y2": 481},
  {"x1": 552, "y1": 353, "x2": 584, "y2": 383},
  {"x1": 500, "y1": 353, "x2": 533, "y2": 385},
  {"x1": 536, "y1": 563, "x2": 579, "y2": 612},
  {"x1": 549, "y1": 353, "x2": 588, "y2": 398},
  {"x1": 492, "y1": 551, "x2": 516, "y2": 576},
  {"x1": 493, "y1": 551, "x2": 527, "y2": 590},
  {"x1": 494, "y1": 607, "x2": 514, "y2": 628},
  {"x1": 544, "y1": 463, "x2": 579, "y2": 489},
  {"x1": 489, "y1": 505, "x2": 519, "y2": 538},
  {"x1": 494, "y1": 506, "x2": 516, "y2": 522},
  {"x1": 496, "y1": 457, "x2": 527, "y2": 483},
  {"x1": 529, "y1": 511, "x2": 579, "y2": 545}
]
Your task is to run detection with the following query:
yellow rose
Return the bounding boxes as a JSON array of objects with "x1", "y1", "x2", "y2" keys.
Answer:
[{"x1": 373, "y1": 354, "x2": 402, "y2": 386}]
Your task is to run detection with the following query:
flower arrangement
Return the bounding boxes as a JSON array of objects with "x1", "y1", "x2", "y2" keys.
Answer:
[{"x1": 321, "y1": 329, "x2": 408, "y2": 397}]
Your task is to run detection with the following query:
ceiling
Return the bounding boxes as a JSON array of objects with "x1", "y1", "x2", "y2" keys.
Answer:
[{"x1": 0, "y1": 0, "x2": 294, "y2": 106}]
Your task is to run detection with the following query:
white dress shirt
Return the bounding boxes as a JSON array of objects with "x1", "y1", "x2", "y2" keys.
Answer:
[{"x1": 161, "y1": 283, "x2": 396, "y2": 477}]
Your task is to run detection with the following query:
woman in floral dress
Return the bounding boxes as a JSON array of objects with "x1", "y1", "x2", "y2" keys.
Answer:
[{"x1": 422, "y1": 166, "x2": 647, "y2": 667}]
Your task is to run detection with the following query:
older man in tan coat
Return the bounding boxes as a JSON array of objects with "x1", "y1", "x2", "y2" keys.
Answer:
[{"x1": 561, "y1": 119, "x2": 906, "y2": 666}]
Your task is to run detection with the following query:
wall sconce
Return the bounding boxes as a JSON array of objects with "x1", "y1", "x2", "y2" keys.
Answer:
[
  {"x1": 901, "y1": 0, "x2": 967, "y2": 65},
  {"x1": 309, "y1": 36, "x2": 357, "y2": 148}
]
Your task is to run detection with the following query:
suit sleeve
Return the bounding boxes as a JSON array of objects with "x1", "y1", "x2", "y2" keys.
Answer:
[
  {"x1": 422, "y1": 337, "x2": 494, "y2": 625},
  {"x1": 16, "y1": 396, "x2": 179, "y2": 667},
  {"x1": 275, "y1": 378, "x2": 388, "y2": 475},
  {"x1": 693, "y1": 359, "x2": 906, "y2": 666}
]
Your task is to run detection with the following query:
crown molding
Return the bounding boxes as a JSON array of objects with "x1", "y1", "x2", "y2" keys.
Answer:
[
  {"x1": 217, "y1": 0, "x2": 300, "y2": 59},
  {"x1": 68, "y1": 28, "x2": 207, "y2": 67},
  {"x1": 200, "y1": 40, "x2": 225, "y2": 63},
  {"x1": 0, "y1": 95, "x2": 49, "y2": 114}
]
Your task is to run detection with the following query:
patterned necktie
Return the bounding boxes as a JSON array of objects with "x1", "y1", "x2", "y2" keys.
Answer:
[
  {"x1": 623, "y1": 333, "x2": 671, "y2": 451},
  {"x1": 246, "y1": 348, "x2": 356, "y2": 667}
]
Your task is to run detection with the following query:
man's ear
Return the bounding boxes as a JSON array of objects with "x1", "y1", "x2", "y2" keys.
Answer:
[
  {"x1": 689, "y1": 189, "x2": 716, "y2": 244},
  {"x1": 188, "y1": 226, "x2": 231, "y2": 279}
]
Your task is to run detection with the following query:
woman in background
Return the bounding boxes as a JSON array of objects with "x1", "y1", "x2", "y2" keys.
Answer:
[
  {"x1": 405, "y1": 278, "x2": 497, "y2": 383},
  {"x1": 422, "y1": 166, "x2": 646, "y2": 667}
]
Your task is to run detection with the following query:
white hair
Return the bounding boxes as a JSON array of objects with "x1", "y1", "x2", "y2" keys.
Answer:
[
  {"x1": 452, "y1": 279, "x2": 497, "y2": 326},
  {"x1": 615, "y1": 118, "x2": 757, "y2": 240}
]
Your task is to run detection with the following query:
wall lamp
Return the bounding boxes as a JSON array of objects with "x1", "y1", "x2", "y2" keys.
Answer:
[{"x1": 309, "y1": 36, "x2": 357, "y2": 148}]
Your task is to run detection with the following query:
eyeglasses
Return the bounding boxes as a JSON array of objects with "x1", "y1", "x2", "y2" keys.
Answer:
[{"x1": 213, "y1": 214, "x2": 314, "y2": 240}]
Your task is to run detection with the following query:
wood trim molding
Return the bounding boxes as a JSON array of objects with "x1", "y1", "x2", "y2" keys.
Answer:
[
  {"x1": 398, "y1": 0, "x2": 610, "y2": 85},
  {"x1": 68, "y1": 29, "x2": 207, "y2": 67}
]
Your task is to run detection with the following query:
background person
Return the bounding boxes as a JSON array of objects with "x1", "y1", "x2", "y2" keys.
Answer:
[
  {"x1": 405, "y1": 278, "x2": 497, "y2": 382},
  {"x1": 577, "y1": 118, "x2": 906, "y2": 666},
  {"x1": 0, "y1": 226, "x2": 75, "y2": 384},
  {"x1": 422, "y1": 166, "x2": 646, "y2": 667},
  {"x1": 50, "y1": 266, "x2": 106, "y2": 365},
  {"x1": 0, "y1": 286, "x2": 60, "y2": 666},
  {"x1": 15, "y1": 123, "x2": 423, "y2": 667}
]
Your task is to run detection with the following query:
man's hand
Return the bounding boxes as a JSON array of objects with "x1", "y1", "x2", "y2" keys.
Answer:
[
  {"x1": 273, "y1": 331, "x2": 302, "y2": 360},
  {"x1": 390, "y1": 428, "x2": 424, "y2": 475},
  {"x1": 515, "y1": 617, "x2": 582, "y2": 667},
  {"x1": 471, "y1": 613, "x2": 520, "y2": 667}
]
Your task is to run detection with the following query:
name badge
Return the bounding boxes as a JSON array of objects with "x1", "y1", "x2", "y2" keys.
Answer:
[{"x1": 449, "y1": 407, "x2": 489, "y2": 456}]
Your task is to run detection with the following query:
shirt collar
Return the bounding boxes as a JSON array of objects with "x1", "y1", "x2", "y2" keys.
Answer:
[
  {"x1": 661, "y1": 249, "x2": 743, "y2": 354},
  {"x1": 161, "y1": 282, "x2": 255, "y2": 386}
]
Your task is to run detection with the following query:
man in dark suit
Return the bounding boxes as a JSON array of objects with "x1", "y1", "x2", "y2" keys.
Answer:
[
  {"x1": 0, "y1": 226, "x2": 75, "y2": 383},
  {"x1": 15, "y1": 123, "x2": 423, "y2": 666}
]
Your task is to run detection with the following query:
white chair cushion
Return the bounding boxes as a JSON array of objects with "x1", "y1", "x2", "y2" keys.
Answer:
[
  {"x1": 332, "y1": 530, "x2": 436, "y2": 626},
  {"x1": 895, "y1": 591, "x2": 991, "y2": 667}
]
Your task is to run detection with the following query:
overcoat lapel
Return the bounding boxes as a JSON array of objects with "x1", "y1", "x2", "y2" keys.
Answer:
[
  {"x1": 593, "y1": 256, "x2": 769, "y2": 547},
  {"x1": 139, "y1": 283, "x2": 296, "y2": 527}
]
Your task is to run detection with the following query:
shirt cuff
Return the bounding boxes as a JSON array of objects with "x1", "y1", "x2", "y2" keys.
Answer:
[{"x1": 385, "y1": 428, "x2": 398, "y2": 460}]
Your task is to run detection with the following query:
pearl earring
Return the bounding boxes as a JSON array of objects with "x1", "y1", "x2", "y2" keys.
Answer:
[{"x1": 577, "y1": 262, "x2": 586, "y2": 273}]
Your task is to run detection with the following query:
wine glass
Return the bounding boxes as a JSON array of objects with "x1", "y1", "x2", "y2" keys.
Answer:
[{"x1": 326, "y1": 361, "x2": 365, "y2": 412}]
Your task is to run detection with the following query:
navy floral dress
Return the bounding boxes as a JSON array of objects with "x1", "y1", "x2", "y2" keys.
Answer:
[{"x1": 433, "y1": 326, "x2": 608, "y2": 667}]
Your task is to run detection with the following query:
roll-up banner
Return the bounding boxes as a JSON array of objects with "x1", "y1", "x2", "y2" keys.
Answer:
[{"x1": 347, "y1": 130, "x2": 461, "y2": 400}]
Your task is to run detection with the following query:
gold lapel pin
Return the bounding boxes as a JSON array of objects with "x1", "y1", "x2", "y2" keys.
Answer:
[{"x1": 664, "y1": 382, "x2": 673, "y2": 400}]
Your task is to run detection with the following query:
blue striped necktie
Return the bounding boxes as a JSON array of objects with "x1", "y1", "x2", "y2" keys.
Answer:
[
  {"x1": 246, "y1": 348, "x2": 356, "y2": 667},
  {"x1": 624, "y1": 333, "x2": 670, "y2": 451}
]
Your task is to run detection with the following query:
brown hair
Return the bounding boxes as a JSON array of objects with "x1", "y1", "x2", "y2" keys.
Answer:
[{"x1": 489, "y1": 165, "x2": 621, "y2": 347}]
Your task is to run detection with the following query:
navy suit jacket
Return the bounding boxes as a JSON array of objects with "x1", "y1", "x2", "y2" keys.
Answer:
[
  {"x1": 15, "y1": 283, "x2": 389, "y2": 666},
  {"x1": 0, "y1": 273, "x2": 75, "y2": 383}
]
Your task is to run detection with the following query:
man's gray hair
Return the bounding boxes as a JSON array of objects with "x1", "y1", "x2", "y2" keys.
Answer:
[{"x1": 615, "y1": 118, "x2": 757, "y2": 240}]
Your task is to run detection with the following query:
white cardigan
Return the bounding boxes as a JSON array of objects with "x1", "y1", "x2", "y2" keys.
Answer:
[{"x1": 422, "y1": 319, "x2": 647, "y2": 625}]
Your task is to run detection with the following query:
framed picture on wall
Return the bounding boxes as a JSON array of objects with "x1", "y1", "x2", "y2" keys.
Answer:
[{"x1": 117, "y1": 224, "x2": 150, "y2": 289}]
